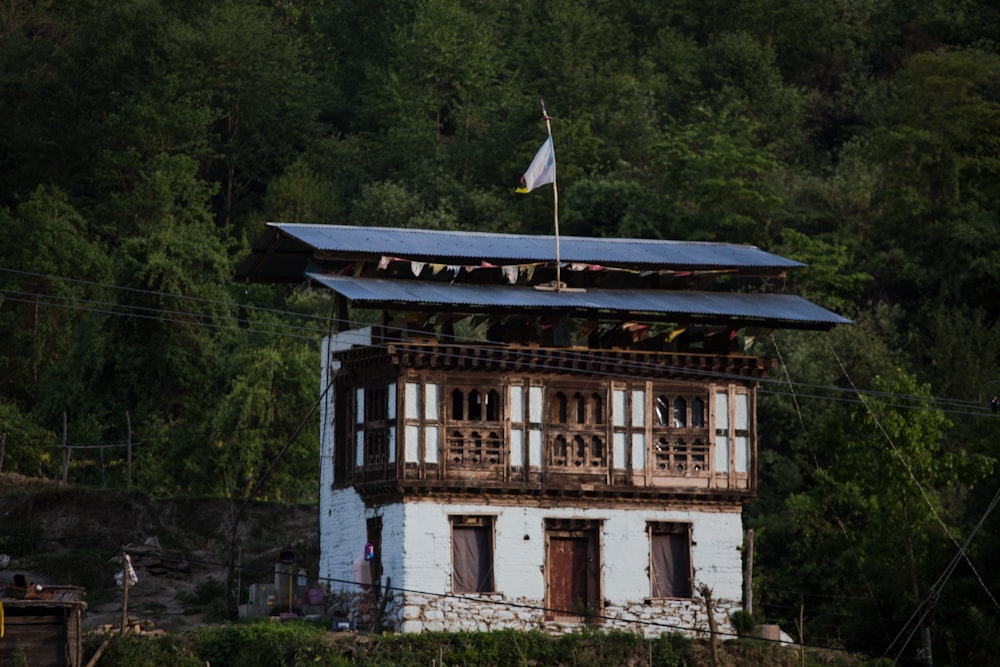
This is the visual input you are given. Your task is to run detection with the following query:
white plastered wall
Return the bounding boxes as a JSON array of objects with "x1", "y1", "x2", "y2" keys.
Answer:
[
  {"x1": 395, "y1": 502, "x2": 742, "y2": 603},
  {"x1": 318, "y1": 328, "x2": 371, "y2": 589},
  {"x1": 321, "y1": 493, "x2": 743, "y2": 632}
]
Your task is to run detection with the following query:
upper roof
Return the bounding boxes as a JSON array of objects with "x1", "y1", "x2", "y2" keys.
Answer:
[{"x1": 235, "y1": 222, "x2": 804, "y2": 282}]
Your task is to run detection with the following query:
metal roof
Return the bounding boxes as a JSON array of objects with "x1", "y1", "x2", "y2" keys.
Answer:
[
  {"x1": 236, "y1": 223, "x2": 804, "y2": 281},
  {"x1": 307, "y1": 274, "x2": 851, "y2": 329}
]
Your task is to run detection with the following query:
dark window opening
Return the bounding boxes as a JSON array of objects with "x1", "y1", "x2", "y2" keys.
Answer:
[
  {"x1": 553, "y1": 392, "x2": 568, "y2": 423},
  {"x1": 591, "y1": 394, "x2": 604, "y2": 425},
  {"x1": 574, "y1": 393, "x2": 586, "y2": 424},
  {"x1": 656, "y1": 395, "x2": 670, "y2": 426},
  {"x1": 468, "y1": 389, "x2": 482, "y2": 420},
  {"x1": 367, "y1": 516, "x2": 383, "y2": 582},
  {"x1": 691, "y1": 397, "x2": 705, "y2": 428},
  {"x1": 673, "y1": 397, "x2": 687, "y2": 427},
  {"x1": 452, "y1": 516, "x2": 495, "y2": 593},
  {"x1": 649, "y1": 522, "x2": 692, "y2": 598}
]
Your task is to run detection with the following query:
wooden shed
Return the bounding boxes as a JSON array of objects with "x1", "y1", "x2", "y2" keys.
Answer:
[{"x1": 0, "y1": 577, "x2": 86, "y2": 667}]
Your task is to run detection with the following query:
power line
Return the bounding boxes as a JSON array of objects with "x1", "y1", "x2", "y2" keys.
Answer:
[
  {"x1": 4, "y1": 270, "x2": 998, "y2": 423},
  {"x1": 825, "y1": 342, "x2": 1000, "y2": 661},
  {"x1": 9, "y1": 528, "x2": 857, "y2": 652},
  {"x1": 0, "y1": 288, "x2": 326, "y2": 341}
]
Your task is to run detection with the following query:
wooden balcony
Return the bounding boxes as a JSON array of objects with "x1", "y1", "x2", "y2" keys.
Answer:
[
  {"x1": 334, "y1": 342, "x2": 759, "y2": 501},
  {"x1": 349, "y1": 424, "x2": 751, "y2": 501}
]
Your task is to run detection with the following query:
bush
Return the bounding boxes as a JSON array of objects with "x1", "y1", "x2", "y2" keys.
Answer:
[
  {"x1": 730, "y1": 609, "x2": 757, "y2": 637},
  {"x1": 95, "y1": 633, "x2": 203, "y2": 667},
  {"x1": 191, "y1": 621, "x2": 349, "y2": 667}
]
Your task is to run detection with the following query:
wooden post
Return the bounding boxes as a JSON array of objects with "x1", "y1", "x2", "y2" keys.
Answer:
[
  {"x1": 374, "y1": 576, "x2": 391, "y2": 633},
  {"x1": 698, "y1": 584, "x2": 720, "y2": 667},
  {"x1": 84, "y1": 636, "x2": 113, "y2": 667},
  {"x1": 126, "y1": 411, "x2": 132, "y2": 492},
  {"x1": 61, "y1": 412, "x2": 70, "y2": 484},
  {"x1": 120, "y1": 547, "x2": 131, "y2": 634},
  {"x1": 744, "y1": 528, "x2": 754, "y2": 616},
  {"x1": 797, "y1": 598, "x2": 805, "y2": 667}
]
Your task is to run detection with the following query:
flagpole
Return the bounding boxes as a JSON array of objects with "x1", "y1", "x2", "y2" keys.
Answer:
[{"x1": 541, "y1": 99, "x2": 561, "y2": 291}]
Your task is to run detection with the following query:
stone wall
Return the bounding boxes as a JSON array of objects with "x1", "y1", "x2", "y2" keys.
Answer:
[{"x1": 397, "y1": 591, "x2": 740, "y2": 638}]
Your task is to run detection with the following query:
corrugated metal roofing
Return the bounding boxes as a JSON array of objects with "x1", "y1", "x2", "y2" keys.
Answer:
[
  {"x1": 307, "y1": 273, "x2": 851, "y2": 328},
  {"x1": 262, "y1": 223, "x2": 804, "y2": 270}
]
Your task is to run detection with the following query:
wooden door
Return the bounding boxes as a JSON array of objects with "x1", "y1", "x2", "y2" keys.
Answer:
[{"x1": 546, "y1": 526, "x2": 599, "y2": 620}]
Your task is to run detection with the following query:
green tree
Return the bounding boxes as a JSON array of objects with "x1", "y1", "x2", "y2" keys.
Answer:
[
  {"x1": 776, "y1": 228, "x2": 871, "y2": 315},
  {"x1": 632, "y1": 105, "x2": 782, "y2": 244},
  {"x1": 0, "y1": 187, "x2": 113, "y2": 407},
  {"x1": 755, "y1": 333, "x2": 989, "y2": 655},
  {"x1": 0, "y1": 401, "x2": 59, "y2": 478},
  {"x1": 208, "y1": 344, "x2": 319, "y2": 503},
  {"x1": 864, "y1": 48, "x2": 1000, "y2": 320},
  {"x1": 261, "y1": 159, "x2": 342, "y2": 228},
  {"x1": 170, "y1": 0, "x2": 323, "y2": 238},
  {"x1": 106, "y1": 154, "x2": 237, "y2": 485}
]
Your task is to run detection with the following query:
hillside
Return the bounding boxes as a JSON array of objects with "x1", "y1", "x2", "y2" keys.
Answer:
[{"x1": 0, "y1": 474, "x2": 319, "y2": 633}]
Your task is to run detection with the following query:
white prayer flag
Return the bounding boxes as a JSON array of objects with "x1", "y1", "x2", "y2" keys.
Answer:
[{"x1": 517, "y1": 137, "x2": 555, "y2": 193}]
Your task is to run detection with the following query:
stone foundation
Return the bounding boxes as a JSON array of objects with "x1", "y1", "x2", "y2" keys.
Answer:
[{"x1": 396, "y1": 592, "x2": 740, "y2": 637}]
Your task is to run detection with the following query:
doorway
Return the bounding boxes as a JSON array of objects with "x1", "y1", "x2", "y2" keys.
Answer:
[{"x1": 545, "y1": 519, "x2": 601, "y2": 621}]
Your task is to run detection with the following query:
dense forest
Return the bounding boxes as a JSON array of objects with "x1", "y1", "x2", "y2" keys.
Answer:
[{"x1": 2, "y1": 0, "x2": 1000, "y2": 663}]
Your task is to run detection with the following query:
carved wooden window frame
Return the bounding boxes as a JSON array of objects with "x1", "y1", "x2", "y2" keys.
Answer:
[
  {"x1": 444, "y1": 377, "x2": 505, "y2": 468},
  {"x1": 651, "y1": 384, "x2": 711, "y2": 477},
  {"x1": 545, "y1": 384, "x2": 608, "y2": 470}
]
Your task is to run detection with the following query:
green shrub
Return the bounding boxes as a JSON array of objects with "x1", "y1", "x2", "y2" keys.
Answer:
[
  {"x1": 730, "y1": 609, "x2": 757, "y2": 637},
  {"x1": 652, "y1": 632, "x2": 696, "y2": 667},
  {"x1": 191, "y1": 621, "x2": 349, "y2": 667},
  {"x1": 95, "y1": 633, "x2": 203, "y2": 667}
]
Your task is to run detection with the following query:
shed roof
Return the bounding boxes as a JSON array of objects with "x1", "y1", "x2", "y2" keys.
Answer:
[
  {"x1": 1, "y1": 585, "x2": 86, "y2": 608},
  {"x1": 236, "y1": 223, "x2": 804, "y2": 282}
]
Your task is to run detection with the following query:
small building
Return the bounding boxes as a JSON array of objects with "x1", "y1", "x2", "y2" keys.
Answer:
[
  {"x1": 0, "y1": 576, "x2": 86, "y2": 667},
  {"x1": 237, "y1": 224, "x2": 848, "y2": 635}
]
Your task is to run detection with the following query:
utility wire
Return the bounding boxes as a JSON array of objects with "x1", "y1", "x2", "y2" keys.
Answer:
[
  {"x1": 13, "y1": 527, "x2": 860, "y2": 653},
  {"x1": 826, "y1": 342, "x2": 1000, "y2": 659},
  {"x1": 3, "y1": 271, "x2": 997, "y2": 420},
  {"x1": 768, "y1": 332, "x2": 891, "y2": 642},
  {"x1": 885, "y1": 483, "x2": 1000, "y2": 662},
  {"x1": 4, "y1": 284, "x2": 998, "y2": 423}
]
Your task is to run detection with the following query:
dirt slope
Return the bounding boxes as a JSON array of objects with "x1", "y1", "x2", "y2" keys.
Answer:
[{"x1": 0, "y1": 473, "x2": 319, "y2": 633}]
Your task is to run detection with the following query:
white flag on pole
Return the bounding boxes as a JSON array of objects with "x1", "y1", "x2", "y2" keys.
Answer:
[{"x1": 517, "y1": 137, "x2": 555, "y2": 193}]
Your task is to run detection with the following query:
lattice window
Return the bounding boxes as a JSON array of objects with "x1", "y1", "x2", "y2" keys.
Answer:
[
  {"x1": 546, "y1": 385, "x2": 608, "y2": 469},
  {"x1": 358, "y1": 386, "x2": 390, "y2": 468},
  {"x1": 446, "y1": 382, "x2": 504, "y2": 467}
]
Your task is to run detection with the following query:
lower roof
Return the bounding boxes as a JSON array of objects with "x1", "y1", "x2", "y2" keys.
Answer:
[{"x1": 308, "y1": 273, "x2": 850, "y2": 330}]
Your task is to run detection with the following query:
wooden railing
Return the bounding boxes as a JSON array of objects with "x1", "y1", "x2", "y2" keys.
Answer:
[
  {"x1": 548, "y1": 432, "x2": 607, "y2": 470},
  {"x1": 652, "y1": 434, "x2": 710, "y2": 476},
  {"x1": 367, "y1": 426, "x2": 746, "y2": 493},
  {"x1": 445, "y1": 427, "x2": 505, "y2": 467}
]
